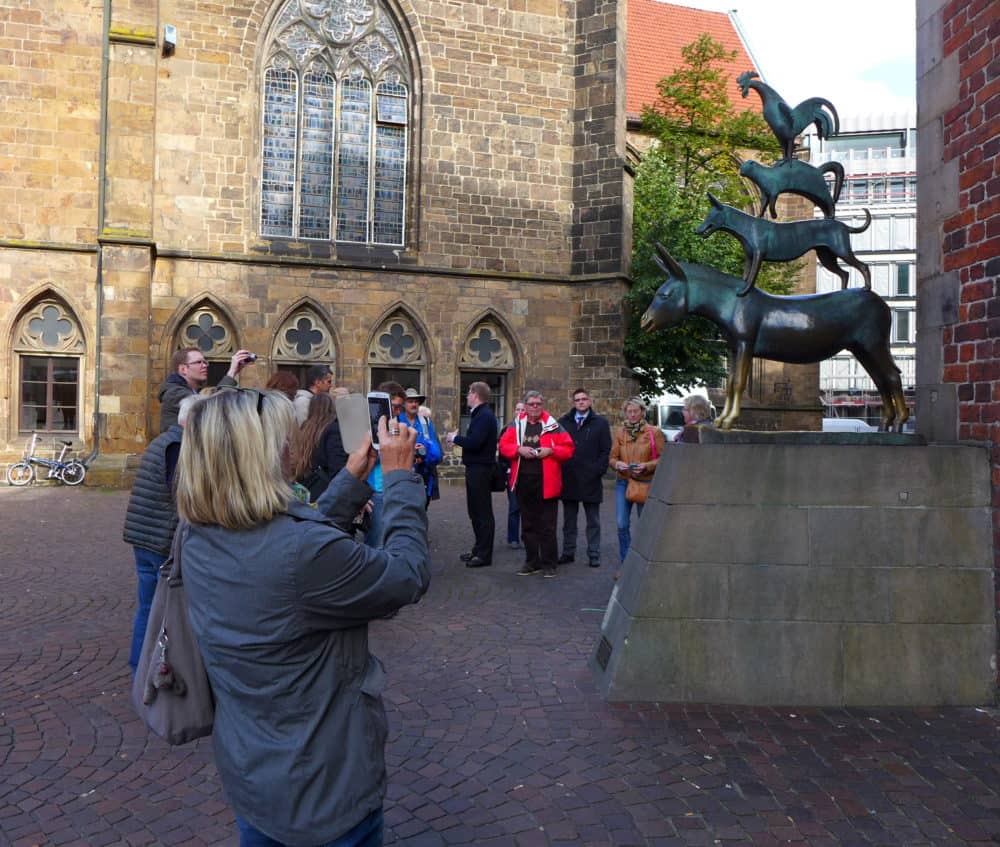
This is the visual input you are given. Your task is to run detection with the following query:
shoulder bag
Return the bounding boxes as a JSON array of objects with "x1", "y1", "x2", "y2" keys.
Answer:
[
  {"x1": 625, "y1": 428, "x2": 658, "y2": 505},
  {"x1": 131, "y1": 522, "x2": 215, "y2": 745}
]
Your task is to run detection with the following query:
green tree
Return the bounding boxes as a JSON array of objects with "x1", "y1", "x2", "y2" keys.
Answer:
[{"x1": 626, "y1": 34, "x2": 797, "y2": 396}]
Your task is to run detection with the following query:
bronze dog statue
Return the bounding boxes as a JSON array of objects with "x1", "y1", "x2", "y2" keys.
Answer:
[
  {"x1": 736, "y1": 70, "x2": 839, "y2": 160},
  {"x1": 640, "y1": 244, "x2": 909, "y2": 431},
  {"x1": 740, "y1": 158, "x2": 845, "y2": 219},
  {"x1": 696, "y1": 192, "x2": 872, "y2": 296}
]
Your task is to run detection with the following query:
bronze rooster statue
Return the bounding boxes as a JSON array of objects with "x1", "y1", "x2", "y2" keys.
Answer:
[{"x1": 736, "y1": 71, "x2": 839, "y2": 160}]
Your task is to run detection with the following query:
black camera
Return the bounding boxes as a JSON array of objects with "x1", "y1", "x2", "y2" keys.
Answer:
[{"x1": 246, "y1": 353, "x2": 258, "y2": 362}]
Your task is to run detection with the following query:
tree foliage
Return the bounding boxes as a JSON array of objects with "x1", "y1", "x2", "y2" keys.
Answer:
[{"x1": 626, "y1": 34, "x2": 798, "y2": 396}]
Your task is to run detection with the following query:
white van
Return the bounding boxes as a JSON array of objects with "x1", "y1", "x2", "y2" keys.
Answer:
[
  {"x1": 821, "y1": 417, "x2": 876, "y2": 433},
  {"x1": 645, "y1": 387, "x2": 715, "y2": 440}
]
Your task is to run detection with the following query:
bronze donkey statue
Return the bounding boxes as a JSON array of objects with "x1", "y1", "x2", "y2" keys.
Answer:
[
  {"x1": 696, "y1": 192, "x2": 872, "y2": 296},
  {"x1": 640, "y1": 243, "x2": 909, "y2": 432}
]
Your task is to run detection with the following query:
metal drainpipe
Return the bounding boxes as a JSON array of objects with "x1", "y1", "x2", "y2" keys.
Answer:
[{"x1": 83, "y1": 0, "x2": 111, "y2": 468}]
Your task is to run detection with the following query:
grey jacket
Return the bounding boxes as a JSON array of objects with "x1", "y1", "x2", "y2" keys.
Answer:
[
  {"x1": 122, "y1": 424, "x2": 182, "y2": 555},
  {"x1": 182, "y1": 469, "x2": 430, "y2": 846}
]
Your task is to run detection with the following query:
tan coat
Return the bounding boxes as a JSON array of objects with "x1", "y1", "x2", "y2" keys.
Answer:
[{"x1": 609, "y1": 423, "x2": 666, "y2": 482}]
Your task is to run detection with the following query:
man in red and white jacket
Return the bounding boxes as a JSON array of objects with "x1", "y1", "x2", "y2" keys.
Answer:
[{"x1": 498, "y1": 390, "x2": 575, "y2": 578}]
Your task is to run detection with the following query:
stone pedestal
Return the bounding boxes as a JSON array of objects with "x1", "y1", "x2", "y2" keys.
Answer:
[{"x1": 592, "y1": 433, "x2": 996, "y2": 706}]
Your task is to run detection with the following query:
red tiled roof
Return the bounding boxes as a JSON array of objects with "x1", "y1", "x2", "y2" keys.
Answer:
[{"x1": 627, "y1": 0, "x2": 762, "y2": 119}]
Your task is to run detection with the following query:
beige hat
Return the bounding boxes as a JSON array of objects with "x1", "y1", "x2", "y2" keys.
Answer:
[{"x1": 404, "y1": 387, "x2": 426, "y2": 402}]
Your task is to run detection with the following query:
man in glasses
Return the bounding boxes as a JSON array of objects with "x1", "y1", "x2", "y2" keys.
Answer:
[
  {"x1": 556, "y1": 388, "x2": 611, "y2": 568},
  {"x1": 498, "y1": 390, "x2": 574, "y2": 578},
  {"x1": 158, "y1": 347, "x2": 256, "y2": 433}
]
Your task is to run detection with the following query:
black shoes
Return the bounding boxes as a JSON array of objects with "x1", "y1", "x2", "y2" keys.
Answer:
[
  {"x1": 459, "y1": 552, "x2": 474, "y2": 562},
  {"x1": 517, "y1": 564, "x2": 541, "y2": 576},
  {"x1": 589, "y1": 559, "x2": 600, "y2": 568},
  {"x1": 557, "y1": 554, "x2": 575, "y2": 564},
  {"x1": 465, "y1": 556, "x2": 491, "y2": 568}
]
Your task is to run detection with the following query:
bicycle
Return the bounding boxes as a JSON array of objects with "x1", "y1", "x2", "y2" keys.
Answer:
[{"x1": 6, "y1": 432, "x2": 87, "y2": 487}]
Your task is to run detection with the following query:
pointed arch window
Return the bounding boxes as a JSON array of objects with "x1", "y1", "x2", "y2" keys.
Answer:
[
  {"x1": 13, "y1": 298, "x2": 85, "y2": 434},
  {"x1": 260, "y1": 0, "x2": 411, "y2": 246}
]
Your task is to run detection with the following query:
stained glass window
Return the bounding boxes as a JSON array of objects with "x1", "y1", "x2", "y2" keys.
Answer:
[
  {"x1": 374, "y1": 80, "x2": 407, "y2": 244},
  {"x1": 336, "y1": 76, "x2": 372, "y2": 243},
  {"x1": 299, "y1": 69, "x2": 336, "y2": 239},
  {"x1": 260, "y1": 0, "x2": 411, "y2": 246},
  {"x1": 261, "y1": 68, "x2": 298, "y2": 237}
]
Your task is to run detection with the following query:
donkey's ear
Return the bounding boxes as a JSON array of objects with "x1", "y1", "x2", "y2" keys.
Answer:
[
  {"x1": 707, "y1": 192, "x2": 722, "y2": 208},
  {"x1": 654, "y1": 242, "x2": 686, "y2": 281}
]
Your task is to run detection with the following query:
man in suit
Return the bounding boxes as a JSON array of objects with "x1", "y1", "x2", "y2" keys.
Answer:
[
  {"x1": 446, "y1": 382, "x2": 498, "y2": 568},
  {"x1": 557, "y1": 388, "x2": 612, "y2": 567}
]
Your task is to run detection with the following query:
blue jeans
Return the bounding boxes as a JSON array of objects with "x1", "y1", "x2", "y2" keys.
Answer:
[
  {"x1": 506, "y1": 488, "x2": 520, "y2": 543},
  {"x1": 364, "y1": 491, "x2": 385, "y2": 548},
  {"x1": 615, "y1": 479, "x2": 644, "y2": 562},
  {"x1": 130, "y1": 547, "x2": 167, "y2": 671},
  {"x1": 236, "y1": 808, "x2": 383, "y2": 847}
]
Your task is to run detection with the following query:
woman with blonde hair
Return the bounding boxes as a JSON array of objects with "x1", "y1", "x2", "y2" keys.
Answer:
[
  {"x1": 293, "y1": 391, "x2": 349, "y2": 502},
  {"x1": 175, "y1": 388, "x2": 430, "y2": 847},
  {"x1": 609, "y1": 397, "x2": 666, "y2": 565}
]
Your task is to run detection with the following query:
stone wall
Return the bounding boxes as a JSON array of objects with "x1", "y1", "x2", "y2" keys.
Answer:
[
  {"x1": 0, "y1": 0, "x2": 634, "y2": 468},
  {"x1": 916, "y1": 0, "x2": 998, "y2": 679}
]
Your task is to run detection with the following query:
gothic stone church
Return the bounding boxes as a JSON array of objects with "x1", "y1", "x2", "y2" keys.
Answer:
[{"x1": 0, "y1": 0, "x2": 633, "y2": 473}]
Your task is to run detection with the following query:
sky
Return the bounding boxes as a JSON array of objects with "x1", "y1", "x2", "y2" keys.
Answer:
[{"x1": 673, "y1": 0, "x2": 917, "y2": 119}]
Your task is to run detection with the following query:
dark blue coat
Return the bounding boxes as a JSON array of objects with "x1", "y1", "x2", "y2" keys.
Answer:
[
  {"x1": 557, "y1": 409, "x2": 611, "y2": 503},
  {"x1": 454, "y1": 403, "x2": 498, "y2": 466}
]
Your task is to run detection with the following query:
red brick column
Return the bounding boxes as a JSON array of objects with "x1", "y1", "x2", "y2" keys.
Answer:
[{"x1": 938, "y1": 0, "x2": 999, "y2": 645}]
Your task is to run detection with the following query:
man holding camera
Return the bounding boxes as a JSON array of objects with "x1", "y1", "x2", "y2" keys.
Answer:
[
  {"x1": 498, "y1": 390, "x2": 575, "y2": 578},
  {"x1": 157, "y1": 348, "x2": 255, "y2": 433}
]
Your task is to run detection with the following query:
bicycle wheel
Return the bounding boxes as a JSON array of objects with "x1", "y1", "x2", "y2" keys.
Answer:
[
  {"x1": 6, "y1": 461, "x2": 35, "y2": 486},
  {"x1": 60, "y1": 460, "x2": 87, "y2": 486}
]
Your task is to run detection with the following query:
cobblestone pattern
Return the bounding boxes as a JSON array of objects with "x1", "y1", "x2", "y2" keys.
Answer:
[{"x1": 0, "y1": 484, "x2": 997, "y2": 846}]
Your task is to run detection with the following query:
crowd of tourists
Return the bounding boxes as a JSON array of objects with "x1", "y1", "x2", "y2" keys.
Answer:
[{"x1": 124, "y1": 348, "x2": 708, "y2": 846}]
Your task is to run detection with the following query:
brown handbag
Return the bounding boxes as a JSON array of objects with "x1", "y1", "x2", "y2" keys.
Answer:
[
  {"x1": 624, "y1": 428, "x2": 658, "y2": 505},
  {"x1": 625, "y1": 476, "x2": 650, "y2": 504}
]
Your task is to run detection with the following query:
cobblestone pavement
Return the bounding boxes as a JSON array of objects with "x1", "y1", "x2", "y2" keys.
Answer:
[{"x1": 0, "y1": 483, "x2": 997, "y2": 847}]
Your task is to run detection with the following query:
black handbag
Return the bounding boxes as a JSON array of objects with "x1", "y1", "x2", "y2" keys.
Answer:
[
  {"x1": 490, "y1": 460, "x2": 508, "y2": 493},
  {"x1": 302, "y1": 465, "x2": 332, "y2": 501},
  {"x1": 131, "y1": 523, "x2": 215, "y2": 745}
]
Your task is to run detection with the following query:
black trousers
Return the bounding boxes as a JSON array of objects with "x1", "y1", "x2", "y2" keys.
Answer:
[
  {"x1": 561, "y1": 499, "x2": 601, "y2": 561},
  {"x1": 517, "y1": 473, "x2": 559, "y2": 568},
  {"x1": 465, "y1": 464, "x2": 495, "y2": 562}
]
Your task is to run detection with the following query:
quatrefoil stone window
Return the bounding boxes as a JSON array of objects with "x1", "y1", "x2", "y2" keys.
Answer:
[
  {"x1": 460, "y1": 322, "x2": 512, "y2": 369},
  {"x1": 178, "y1": 308, "x2": 234, "y2": 357},
  {"x1": 15, "y1": 299, "x2": 84, "y2": 353},
  {"x1": 368, "y1": 315, "x2": 423, "y2": 365},
  {"x1": 274, "y1": 309, "x2": 335, "y2": 361}
]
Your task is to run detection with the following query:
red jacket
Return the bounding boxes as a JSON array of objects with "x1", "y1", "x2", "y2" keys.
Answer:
[{"x1": 498, "y1": 410, "x2": 575, "y2": 499}]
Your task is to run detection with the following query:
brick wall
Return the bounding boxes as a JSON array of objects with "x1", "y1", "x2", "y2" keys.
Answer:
[{"x1": 919, "y1": 0, "x2": 998, "y2": 675}]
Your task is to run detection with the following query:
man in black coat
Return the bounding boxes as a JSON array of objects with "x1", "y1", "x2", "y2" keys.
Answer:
[
  {"x1": 446, "y1": 381, "x2": 499, "y2": 567},
  {"x1": 557, "y1": 388, "x2": 612, "y2": 567}
]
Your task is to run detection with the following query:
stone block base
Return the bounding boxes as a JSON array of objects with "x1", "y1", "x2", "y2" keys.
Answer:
[{"x1": 592, "y1": 435, "x2": 996, "y2": 706}]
